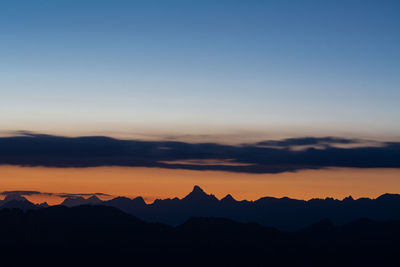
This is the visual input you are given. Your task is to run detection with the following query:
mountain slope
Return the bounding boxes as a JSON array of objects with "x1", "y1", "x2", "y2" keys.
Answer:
[{"x1": 0, "y1": 206, "x2": 399, "y2": 267}]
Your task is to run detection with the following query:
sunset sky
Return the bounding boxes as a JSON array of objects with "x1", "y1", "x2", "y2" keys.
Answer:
[{"x1": 1, "y1": 0, "x2": 399, "y2": 204}]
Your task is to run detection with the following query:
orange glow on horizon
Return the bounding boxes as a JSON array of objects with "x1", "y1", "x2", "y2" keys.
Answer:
[{"x1": 0, "y1": 165, "x2": 399, "y2": 205}]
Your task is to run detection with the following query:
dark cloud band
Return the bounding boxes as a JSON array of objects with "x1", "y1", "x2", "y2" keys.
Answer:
[{"x1": 0, "y1": 132, "x2": 399, "y2": 173}]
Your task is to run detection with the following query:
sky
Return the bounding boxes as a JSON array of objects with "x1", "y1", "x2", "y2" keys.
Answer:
[
  {"x1": 1, "y1": 166, "x2": 400, "y2": 205},
  {"x1": 0, "y1": 1, "x2": 400, "y2": 202},
  {"x1": 1, "y1": 0, "x2": 399, "y2": 141}
]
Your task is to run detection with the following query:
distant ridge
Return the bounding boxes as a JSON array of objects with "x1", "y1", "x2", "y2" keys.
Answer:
[
  {"x1": 2, "y1": 186, "x2": 400, "y2": 230},
  {"x1": 61, "y1": 195, "x2": 102, "y2": 207}
]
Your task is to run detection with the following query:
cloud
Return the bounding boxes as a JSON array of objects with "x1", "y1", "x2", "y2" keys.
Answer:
[
  {"x1": 257, "y1": 137, "x2": 356, "y2": 146},
  {"x1": 0, "y1": 190, "x2": 111, "y2": 198},
  {"x1": 0, "y1": 190, "x2": 44, "y2": 196},
  {"x1": 0, "y1": 131, "x2": 399, "y2": 173},
  {"x1": 56, "y1": 193, "x2": 111, "y2": 198}
]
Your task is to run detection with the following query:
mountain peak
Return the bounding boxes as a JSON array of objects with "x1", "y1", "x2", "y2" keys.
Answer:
[
  {"x1": 186, "y1": 185, "x2": 207, "y2": 198},
  {"x1": 132, "y1": 196, "x2": 146, "y2": 203},
  {"x1": 88, "y1": 195, "x2": 101, "y2": 202},
  {"x1": 182, "y1": 185, "x2": 218, "y2": 203},
  {"x1": 61, "y1": 196, "x2": 88, "y2": 207},
  {"x1": 377, "y1": 193, "x2": 400, "y2": 201},
  {"x1": 221, "y1": 194, "x2": 236, "y2": 202},
  {"x1": 343, "y1": 196, "x2": 354, "y2": 201},
  {"x1": 192, "y1": 185, "x2": 204, "y2": 193}
]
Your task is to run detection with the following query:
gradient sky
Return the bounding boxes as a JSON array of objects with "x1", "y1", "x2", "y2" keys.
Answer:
[
  {"x1": 1, "y1": 1, "x2": 400, "y2": 203},
  {"x1": 2, "y1": 166, "x2": 400, "y2": 205},
  {"x1": 1, "y1": 0, "x2": 399, "y2": 141}
]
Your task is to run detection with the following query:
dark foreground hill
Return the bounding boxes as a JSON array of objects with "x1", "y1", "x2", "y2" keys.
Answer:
[{"x1": 0, "y1": 205, "x2": 399, "y2": 267}]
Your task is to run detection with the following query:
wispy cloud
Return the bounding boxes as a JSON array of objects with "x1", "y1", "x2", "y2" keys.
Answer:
[{"x1": 0, "y1": 190, "x2": 111, "y2": 198}]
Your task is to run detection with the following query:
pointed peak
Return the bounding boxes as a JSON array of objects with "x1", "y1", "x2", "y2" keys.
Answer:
[
  {"x1": 221, "y1": 194, "x2": 236, "y2": 202},
  {"x1": 343, "y1": 195, "x2": 354, "y2": 201},
  {"x1": 183, "y1": 185, "x2": 218, "y2": 203},
  {"x1": 192, "y1": 185, "x2": 204, "y2": 193},
  {"x1": 132, "y1": 196, "x2": 146, "y2": 204},
  {"x1": 87, "y1": 195, "x2": 102, "y2": 204},
  {"x1": 186, "y1": 185, "x2": 207, "y2": 197},
  {"x1": 88, "y1": 195, "x2": 101, "y2": 201}
]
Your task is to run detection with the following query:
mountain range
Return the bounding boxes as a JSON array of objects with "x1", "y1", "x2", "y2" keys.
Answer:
[{"x1": 2, "y1": 186, "x2": 400, "y2": 230}]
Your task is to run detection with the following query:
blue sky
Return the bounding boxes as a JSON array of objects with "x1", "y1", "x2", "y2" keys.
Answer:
[{"x1": 1, "y1": 0, "x2": 399, "y2": 141}]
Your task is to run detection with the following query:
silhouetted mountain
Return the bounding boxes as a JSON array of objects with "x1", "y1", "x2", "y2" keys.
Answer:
[
  {"x1": 2, "y1": 187, "x2": 400, "y2": 231},
  {"x1": 0, "y1": 194, "x2": 41, "y2": 211},
  {"x1": 0, "y1": 205, "x2": 398, "y2": 266},
  {"x1": 87, "y1": 195, "x2": 102, "y2": 204},
  {"x1": 181, "y1": 185, "x2": 219, "y2": 203},
  {"x1": 221, "y1": 193, "x2": 236, "y2": 203},
  {"x1": 0, "y1": 199, "x2": 37, "y2": 211},
  {"x1": 3, "y1": 193, "x2": 28, "y2": 202},
  {"x1": 102, "y1": 186, "x2": 400, "y2": 230},
  {"x1": 377, "y1": 193, "x2": 400, "y2": 201},
  {"x1": 60, "y1": 195, "x2": 102, "y2": 207},
  {"x1": 60, "y1": 196, "x2": 86, "y2": 207},
  {"x1": 104, "y1": 196, "x2": 146, "y2": 214}
]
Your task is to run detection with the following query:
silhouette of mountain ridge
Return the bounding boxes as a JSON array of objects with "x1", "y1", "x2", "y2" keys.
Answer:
[
  {"x1": 2, "y1": 186, "x2": 400, "y2": 230},
  {"x1": 61, "y1": 195, "x2": 103, "y2": 207},
  {"x1": 4, "y1": 194, "x2": 29, "y2": 202},
  {"x1": 61, "y1": 196, "x2": 85, "y2": 207},
  {"x1": 0, "y1": 194, "x2": 43, "y2": 211},
  {"x1": 87, "y1": 195, "x2": 102, "y2": 203},
  {"x1": 221, "y1": 194, "x2": 236, "y2": 203}
]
